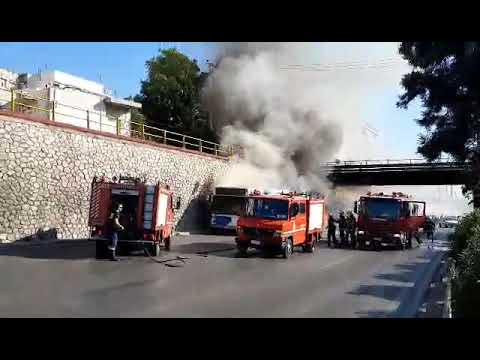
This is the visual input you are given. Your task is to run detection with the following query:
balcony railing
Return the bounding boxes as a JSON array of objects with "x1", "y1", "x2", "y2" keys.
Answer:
[{"x1": 0, "y1": 87, "x2": 233, "y2": 157}]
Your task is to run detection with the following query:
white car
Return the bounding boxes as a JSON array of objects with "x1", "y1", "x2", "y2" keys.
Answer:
[{"x1": 438, "y1": 216, "x2": 459, "y2": 228}]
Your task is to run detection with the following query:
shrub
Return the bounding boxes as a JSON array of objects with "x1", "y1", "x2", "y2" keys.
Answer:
[
  {"x1": 451, "y1": 214, "x2": 480, "y2": 317},
  {"x1": 451, "y1": 210, "x2": 480, "y2": 259}
]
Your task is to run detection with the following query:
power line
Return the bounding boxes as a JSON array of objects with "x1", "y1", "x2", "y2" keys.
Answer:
[
  {"x1": 279, "y1": 57, "x2": 406, "y2": 72},
  {"x1": 284, "y1": 58, "x2": 400, "y2": 69},
  {"x1": 280, "y1": 63, "x2": 404, "y2": 72}
]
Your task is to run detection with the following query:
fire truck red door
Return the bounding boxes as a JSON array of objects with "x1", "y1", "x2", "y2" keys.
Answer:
[
  {"x1": 88, "y1": 182, "x2": 111, "y2": 227},
  {"x1": 292, "y1": 201, "x2": 307, "y2": 245}
]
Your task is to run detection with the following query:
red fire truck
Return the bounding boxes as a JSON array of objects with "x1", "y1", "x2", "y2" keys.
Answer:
[
  {"x1": 88, "y1": 176, "x2": 179, "y2": 258},
  {"x1": 236, "y1": 191, "x2": 329, "y2": 258},
  {"x1": 354, "y1": 192, "x2": 426, "y2": 250}
]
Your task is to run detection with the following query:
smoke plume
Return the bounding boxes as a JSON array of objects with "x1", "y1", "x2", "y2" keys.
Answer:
[{"x1": 202, "y1": 43, "x2": 383, "y2": 210}]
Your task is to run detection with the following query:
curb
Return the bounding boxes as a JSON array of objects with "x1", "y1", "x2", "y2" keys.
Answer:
[
  {"x1": 442, "y1": 258, "x2": 453, "y2": 318},
  {"x1": 0, "y1": 239, "x2": 91, "y2": 248},
  {"x1": 174, "y1": 232, "x2": 190, "y2": 236}
]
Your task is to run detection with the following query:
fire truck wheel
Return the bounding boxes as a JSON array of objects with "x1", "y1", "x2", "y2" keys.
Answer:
[
  {"x1": 164, "y1": 237, "x2": 171, "y2": 251},
  {"x1": 147, "y1": 243, "x2": 160, "y2": 257},
  {"x1": 306, "y1": 242, "x2": 315, "y2": 253},
  {"x1": 283, "y1": 238, "x2": 293, "y2": 259},
  {"x1": 303, "y1": 237, "x2": 315, "y2": 253}
]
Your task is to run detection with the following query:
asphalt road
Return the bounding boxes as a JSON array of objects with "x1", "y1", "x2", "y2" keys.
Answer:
[{"x1": 0, "y1": 229, "x2": 451, "y2": 317}]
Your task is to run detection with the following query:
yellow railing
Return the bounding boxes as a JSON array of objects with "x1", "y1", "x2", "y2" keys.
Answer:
[{"x1": 0, "y1": 87, "x2": 233, "y2": 157}]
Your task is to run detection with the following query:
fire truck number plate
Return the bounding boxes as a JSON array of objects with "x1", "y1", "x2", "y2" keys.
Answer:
[{"x1": 251, "y1": 240, "x2": 261, "y2": 246}]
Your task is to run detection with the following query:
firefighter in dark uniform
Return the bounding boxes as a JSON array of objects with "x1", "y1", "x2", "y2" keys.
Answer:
[
  {"x1": 327, "y1": 214, "x2": 337, "y2": 248},
  {"x1": 108, "y1": 203, "x2": 125, "y2": 261},
  {"x1": 338, "y1": 211, "x2": 347, "y2": 247},
  {"x1": 347, "y1": 211, "x2": 357, "y2": 249},
  {"x1": 424, "y1": 217, "x2": 435, "y2": 243}
]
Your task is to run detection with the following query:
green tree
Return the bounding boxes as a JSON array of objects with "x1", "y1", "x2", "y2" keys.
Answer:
[
  {"x1": 451, "y1": 212, "x2": 480, "y2": 317},
  {"x1": 135, "y1": 48, "x2": 216, "y2": 142},
  {"x1": 397, "y1": 42, "x2": 480, "y2": 202}
]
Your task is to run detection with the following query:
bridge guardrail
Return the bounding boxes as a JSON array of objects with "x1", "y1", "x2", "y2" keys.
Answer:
[{"x1": 325, "y1": 158, "x2": 469, "y2": 167}]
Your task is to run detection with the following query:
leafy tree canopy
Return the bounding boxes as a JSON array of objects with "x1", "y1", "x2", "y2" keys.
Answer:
[
  {"x1": 398, "y1": 42, "x2": 480, "y2": 163},
  {"x1": 135, "y1": 48, "x2": 216, "y2": 142}
]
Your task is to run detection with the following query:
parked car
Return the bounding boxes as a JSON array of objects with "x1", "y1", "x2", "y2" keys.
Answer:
[{"x1": 438, "y1": 216, "x2": 459, "y2": 228}]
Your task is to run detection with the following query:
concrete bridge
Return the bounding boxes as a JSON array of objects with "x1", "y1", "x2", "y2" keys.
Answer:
[{"x1": 323, "y1": 158, "x2": 471, "y2": 186}]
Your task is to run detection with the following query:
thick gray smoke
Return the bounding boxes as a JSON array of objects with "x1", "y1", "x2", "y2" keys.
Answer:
[
  {"x1": 201, "y1": 42, "x2": 471, "y2": 216},
  {"x1": 202, "y1": 43, "x2": 379, "y2": 209}
]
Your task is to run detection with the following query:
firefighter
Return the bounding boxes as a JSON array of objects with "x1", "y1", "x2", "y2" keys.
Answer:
[
  {"x1": 347, "y1": 211, "x2": 357, "y2": 249},
  {"x1": 327, "y1": 214, "x2": 337, "y2": 248},
  {"x1": 338, "y1": 211, "x2": 347, "y2": 247},
  {"x1": 424, "y1": 217, "x2": 435, "y2": 243},
  {"x1": 108, "y1": 203, "x2": 125, "y2": 261}
]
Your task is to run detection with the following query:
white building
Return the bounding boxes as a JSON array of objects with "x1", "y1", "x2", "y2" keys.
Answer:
[
  {"x1": 0, "y1": 68, "x2": 19, "y2": 107},
  {"x1": 1, "y1": 69, "x2": 141, "y2": 136}
]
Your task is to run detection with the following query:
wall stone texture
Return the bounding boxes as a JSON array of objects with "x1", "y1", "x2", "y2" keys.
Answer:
[{"x1": 0, "y1": 114, "x2": 230, "y2": 242}]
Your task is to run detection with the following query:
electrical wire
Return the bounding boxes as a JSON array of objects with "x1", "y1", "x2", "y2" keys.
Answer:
[{"x1": 279, "y1": 57, "x2": 406, "y2": 72}]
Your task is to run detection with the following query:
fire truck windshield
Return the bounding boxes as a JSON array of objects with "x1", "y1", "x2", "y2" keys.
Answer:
[
  {"x1": 363, "y1": 198, "x2": 401, "y2": 220},
  {"x1": 246, "y1": 198, "x2": 289, "y2": 220},
  {"x1": 211, "y1": 196, "x2": 245, "y2": 216}
]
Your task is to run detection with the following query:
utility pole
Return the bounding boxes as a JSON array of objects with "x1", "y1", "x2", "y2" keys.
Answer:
[{"x1": 206, "y1": 59, "x2": 216, "y2": 131}]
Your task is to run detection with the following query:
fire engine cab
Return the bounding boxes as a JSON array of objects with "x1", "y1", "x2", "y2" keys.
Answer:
[
  {"x1": 354, "y1": 192, "x2": 426, "y2": 250},
  {"x1": 88, "y1": 176, "x2": 180, "y2": 258},
  {"x1": 236, "y1": 190, "x2": 329, "y2": 259}
]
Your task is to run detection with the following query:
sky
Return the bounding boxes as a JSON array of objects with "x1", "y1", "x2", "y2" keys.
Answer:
[
  {"x1": 0, "y1": 42, "x2": 470, "y2": 214},
  {"x1": 0, "y1": 42, "x2": 420, "y2": 157},
  {"x1": 0, "y1": 42, "x2": 218, "y2": 97}
]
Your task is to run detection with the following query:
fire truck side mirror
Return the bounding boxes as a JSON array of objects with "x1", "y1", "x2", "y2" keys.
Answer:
[{"x1": 353, "y1": 201, "x2": 358, "y2": 214}]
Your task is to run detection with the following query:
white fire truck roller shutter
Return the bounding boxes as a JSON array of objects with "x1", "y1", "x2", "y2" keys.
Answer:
[{"x1": 308, "y1": 203, "x2": 324, "y2": 231}]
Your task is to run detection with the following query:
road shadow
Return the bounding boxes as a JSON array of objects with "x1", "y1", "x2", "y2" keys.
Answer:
[
  {"x1": 175, "y1": 179, "x2": 212, "y2": 233},
  {"x1": 348, "y1": 258, "x2": 431, "y2": 318},
  {"x1": 0, "y1": 239, "x2": 96, "y2": 260},
  {"x1": 173, "y1": 241, "x2": 296, "y2": 260},
  {"x1": 173, "y1": 241, "x2": 237, "y2": 256},
  {"x1": 178, "y1": 239, "x2": 361, "y2": 259}
]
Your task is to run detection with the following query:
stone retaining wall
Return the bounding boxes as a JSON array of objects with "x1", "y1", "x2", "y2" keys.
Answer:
[{"x1": 0, "y1": 113, "x2": 229, "y2": 242}]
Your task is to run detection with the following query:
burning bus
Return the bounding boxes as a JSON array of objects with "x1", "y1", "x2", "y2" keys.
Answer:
[{"x1": 208, "y1": 187, "x2": 249, "y2": 234}]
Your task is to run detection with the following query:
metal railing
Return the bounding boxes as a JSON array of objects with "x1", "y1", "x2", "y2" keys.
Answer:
[{"x1": 0, "y1": 87, "x2": 233, "y2": 157}]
